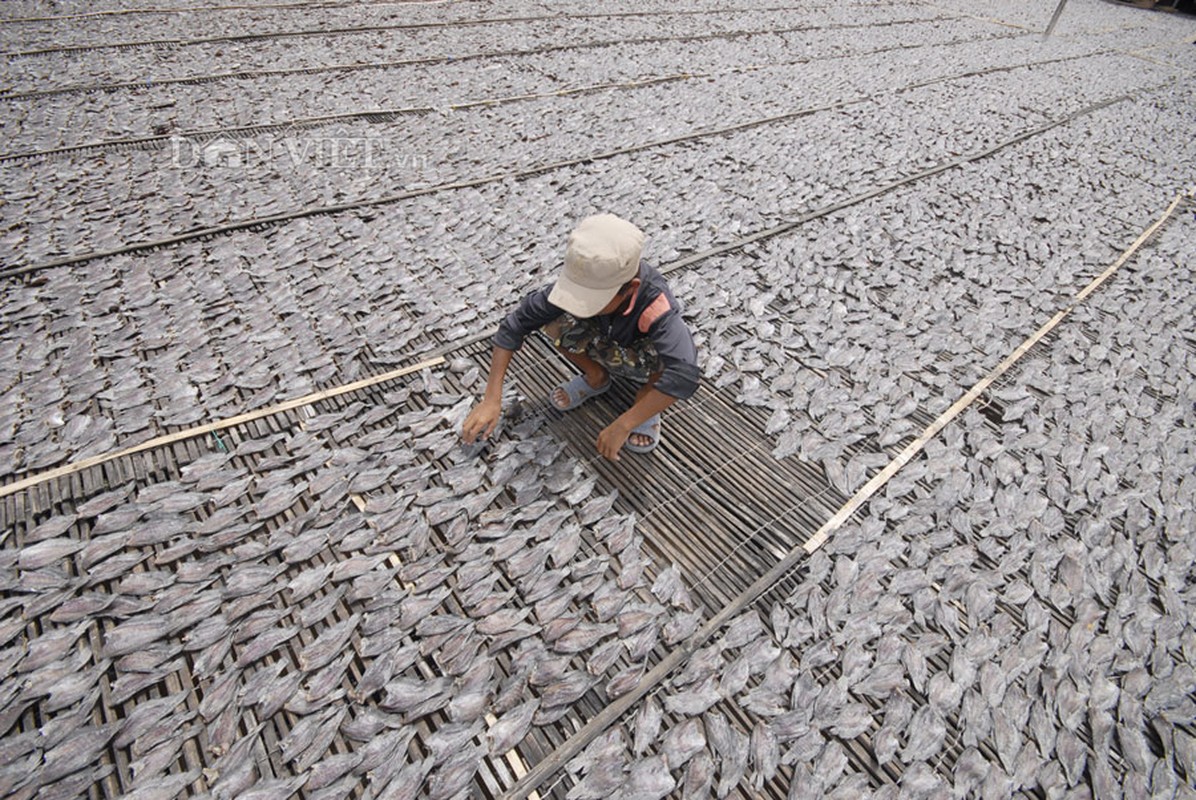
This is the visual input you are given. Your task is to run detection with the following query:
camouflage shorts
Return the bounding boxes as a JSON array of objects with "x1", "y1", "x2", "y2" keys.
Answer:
[{"x1": 543, "y1": 314, "x2": 662, "y2": 383}]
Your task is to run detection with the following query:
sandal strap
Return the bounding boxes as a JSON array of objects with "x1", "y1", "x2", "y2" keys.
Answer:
[
  {"x1": 555, "y1": 374, "x2": 609, "y2": 410},
  {"x1": 625, "y1": 414, "x2": 662, "y2": 453}
]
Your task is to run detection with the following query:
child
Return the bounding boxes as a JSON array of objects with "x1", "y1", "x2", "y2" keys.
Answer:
[{"x1": 461, "y1": 214, "x2": 700, "y2": 461}]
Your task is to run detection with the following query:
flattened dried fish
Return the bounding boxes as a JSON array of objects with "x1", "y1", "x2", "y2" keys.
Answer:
[
  {"x1": 128, "y1": 735, "x2": 185, "y2": 786},
  {"x1": 299, "y1": 614, "x2": 361, "y2": 672},
  {"x1": 664, "y1": 677, "x2": 721, "y2": 717},
  {"x1": 426, "y1": 743, "x2": 484, "y2": 800},
  {"x1": 349, "y1": 640, "x2": 416, "y2": 698},
  {"x1": 307, "y1": 750, "x2": 363, "y2": 792},
  {"x1": 236, "y1": 775, "x2": 309, "y2": 800},
  {"x1": 372, "y1": 755, "x2": 432, "y2": 800},
  {"x1": 548, "y1": 525, "x2": 583, "y2": 568},
  {"x1": 117, "y1": 570, "x2": 176, "y2": 596},
  {"x1": 488, "y1": 698, "x2": 538, "y2": 756},
  {"x1": 381, "y1": 676, "x2": 451, "y2": 714},
  {"x1": 48, "y1": 593, "x2": 115, "y2": 623},
  {"x1": 86, "y1": 551, "x2": 151, "y2": 585},
  {"x1": 279, "y1": 706, "x2": 342, "y2": 766},
  {"x1": 19, "y1": 621, "x2": 88, "y2": 668},
  {"x1": 23, "y1": 514, "x2": 79, "y2": 544},
  {"x1": 76, "y1": 488, "x2": 133, "y2": 517},
  {"x1": 45, "y1": 658, "x2": 110, "y2": 712},
  {"x1": 199, "y1": 670, "x2": 240, "y2": 723},
  {"x1": 303, "y1": 650, "x2": 354, "y2": 703},
  {"x1": 633, "y1": 697, "x2": 663, "y2": 756},
  {"x1": 109, "y1": 659, "x2": 183, "y2": 705},
  {"x1": 17, "y1": 537, "x2": 86, "y2": 570},
  {"x1": 235, "y1": 625, "x2": 299, "y2": 668},
  {"x1": 239, "y1": 659, "x2": 287, "y2": 708},
  {"x1": 554, "y1": 621, "x2": 617, "y2": 655},
  {"x1": 41, "y1": 723, "x2": 117, "y2": 784},
  {"x1": 288, "y1": 563, "x2": 333, "y2": 603},
  {"x1": 299, "y1": 586, "x2": 348, "y2": 629},
  {"x1": 541, "y1": 671, "x2": 596, "y2": 710},
  {"x1": 252, "y1": 483, "x2": 307, "y2": 520},
  {"x1": 222, "y1": 563, "x2": 287, "y2": 599},
  {"x1": 295, "y1": 706, "x2": 349, "y2": 772},
  {"x1": 578, "y1": 490, "x2": 619, "y2": 525},
  {"x1": 625, "y1": 755, "x2": 673, "y2": 800},
  {"x1": 750, "y1": 720, "x2": 779, "y2": 787}
]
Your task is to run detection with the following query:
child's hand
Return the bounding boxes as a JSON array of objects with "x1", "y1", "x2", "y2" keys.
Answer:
[
  {"x1": 596, "y1": 421, "x2": 630, "y2": 462},
  {"x1": 462, "y1": 399, "x2": 501, "y2": 443}
]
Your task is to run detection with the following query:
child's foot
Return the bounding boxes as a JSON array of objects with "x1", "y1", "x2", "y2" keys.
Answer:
[
  {"x1": 625, "y1": 414, "x2": 661, "y2": 453},
  {"x1": 552, "y1": 373, "x2": 610, "y2": 410}
]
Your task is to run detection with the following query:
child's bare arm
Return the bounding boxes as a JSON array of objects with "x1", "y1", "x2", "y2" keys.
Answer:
[
  {"x1": 596, "y1": 384, "x2": 677, "y2": 461},
  {"x1": 461, "y1": 345, "x2": 515, "y2": 442}
]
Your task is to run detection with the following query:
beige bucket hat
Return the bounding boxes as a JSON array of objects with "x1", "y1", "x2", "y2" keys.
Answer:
[{"x1": 548, "y1": 214, "x2": 645, "y2": 318}]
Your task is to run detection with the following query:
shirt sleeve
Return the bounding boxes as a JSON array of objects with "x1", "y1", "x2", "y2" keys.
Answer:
[
  {"x1": 645, "y1": 306, "x2": 701, "y2": 400},
  {"x1": 493, "y1": 285, "x2": 564, "y2": 351}
]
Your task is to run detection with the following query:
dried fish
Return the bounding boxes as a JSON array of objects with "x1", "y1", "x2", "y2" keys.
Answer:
[
  {"x1": 21, "y1": 617, "x2": 88, "y2": 669},
  {"x1": 298, "y1": 614, "x2": 360, "y2": 672},
  {"x1": 488, "y1": 698, "x2": 538, "y2": 756},
  {"x1": 128, "y1": 735, "x2": 185, "y2": 786},
  {"x1": 303, "y1": 650, "x2": 354, "y2": 704},
  {"x1": 86, "y1": 551, "x2": 151, "y2": 585},
  {"x1": 199, "y1": 670, "x2": 240, "y2": 723},
  {"x1": 625, "y1": 755, "x2": 674, "y2": 800},
  {"x1": 633, "y1": 697, "x2": 664, "y2": 756},
  {"x1": 540, "y1": 670, "x2": 596, "y2": 709},
  {"x1": 548, "y1": 525, "x2": 583, "y2": 568},
  {"x1": 750, "y1": 720, "x2": 779, "y2": 788},
  {"x1": 287, "y1": 563, "x2": 334, "y2": 603},
  {"x1": 372, "y1": 755, "x2": 433, "y2": 800},
  {"x1": 17, "y1": 537, "x2": 86, "y2": 570},
  {"x1": 554, "y1": 621, "x2": 617, "y2": 654},
  {"x1": 664, "y1": 676, "x2": 721, "y2": 717},
  {"x1": 23, "y1": 514, "x2": 79, "y2": 543},
  {"x1": 307, "y1": 751, "x2": 364, "y2": 792},
  {"x1": 222, "y1": 563, "x2": 287, "y2": 599},
  {"x1": 48, "y1": 593, "x2": 115, "y2": 623},
  {"x1": 299, "y1": 585, "x2": 348, "y2": 629},
  {"x1": 351, "y1": 644, "x2": 418, "y2": 702},
  {"x1": 45, "y1": 658, "x2": 110, "y2": 713},
  {"x1": 578, "y1": 490, "x2": 619, "y2": 525},
  {"x1": 235, "y1": 625, "x2": 299, "y2": 668},
  {"x1": 41, "y1": 723, "x2": 117, "y2": 784},
  {"x1": 237, "y1": 775, "x2": 309, "y2": 800},
  {"x1": 381, "y1": 676, "x2": 451, "y2": 714},
  {"x1": 681, "y1": 751, "x2": 714, "y2": 799},
  {"x1": 902, "y1": 704, "x2": 947, "y2": 762}
]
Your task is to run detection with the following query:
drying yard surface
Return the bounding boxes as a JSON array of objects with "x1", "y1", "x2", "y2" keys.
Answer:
[{"x1": 1, "y1": 0, "x2": 1195, "y2": 798}]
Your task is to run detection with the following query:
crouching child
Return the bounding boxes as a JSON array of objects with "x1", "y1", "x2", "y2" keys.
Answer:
[{"x1": 461, "y1": 214, "x2": 700, "y2": 461}]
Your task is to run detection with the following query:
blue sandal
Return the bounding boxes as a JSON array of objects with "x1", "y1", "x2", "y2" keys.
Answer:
[
  {"x1": 553, "y1": 374, "x2": 610, "y2": 411},
  {"x1": 624, "y1": 414, "x2": 662, "y2": 454}
]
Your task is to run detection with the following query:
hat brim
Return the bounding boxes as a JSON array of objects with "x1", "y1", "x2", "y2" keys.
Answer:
[{"x1": 548, "y1": 278, "x2": 619, "y2": 318}]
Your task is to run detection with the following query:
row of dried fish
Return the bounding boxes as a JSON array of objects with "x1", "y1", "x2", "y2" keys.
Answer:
[
  {"x1": 559, "y1": 209, "x2": 1196, "y2": 797},
  {"x1": 2, "y1": 372, "x2": 719, "y2": 799},
  {"x1": 6, "y1": 47, "x2": 1167, "y2": 272},
  {"x1": 0, "y1": 5, "x2": 954, "y2": 96},
  {"x1": 5, "y1": 67, "x2": 1190, "y2": 482}
]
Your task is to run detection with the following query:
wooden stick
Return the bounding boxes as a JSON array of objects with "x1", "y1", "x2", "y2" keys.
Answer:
[
  {"x1": 501, "y1": 193, "x2": 1186, "y2": 799},
  {"x1": 0, "y1": 356, "x2": 445, "y2": 499}
]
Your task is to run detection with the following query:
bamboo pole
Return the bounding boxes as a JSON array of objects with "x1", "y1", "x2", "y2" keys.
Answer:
[
  {"x1": 0, "y1": 356, "x2": 445, "y2": 499},
  {"x1": 501, "y1": 192, "x2": 1187, "y2": 800}
]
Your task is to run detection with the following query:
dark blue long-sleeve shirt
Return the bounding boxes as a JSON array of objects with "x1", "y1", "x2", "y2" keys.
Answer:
[{"x1": 494, "y1": 264, "x2": 701, "y2": 400}]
